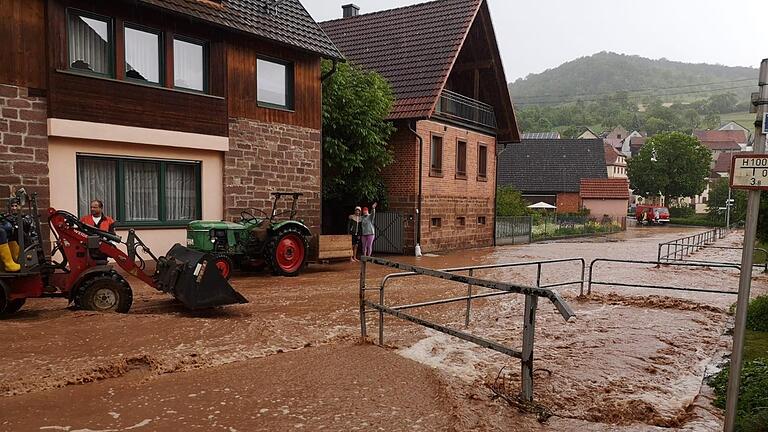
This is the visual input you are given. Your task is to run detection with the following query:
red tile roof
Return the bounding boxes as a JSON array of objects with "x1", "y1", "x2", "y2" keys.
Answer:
[
  {"x1": 580, "y1": 178, "x2": 630, "y2": 199},
  {"x1": 713, "y1": 152, "x2": 734, "y2": 173},
  {"x1": 603, "y1": 142, "x2": 625, "y2": 165},
  {"x1": 693, "y1": 129, "x2": 748, "y2": 144},
  {"x1": 322, "y1": 0, "x2": 481, "y2": 120},
  {"x1": 701, "y1": 140, "x2": 742, "y2": 151}
]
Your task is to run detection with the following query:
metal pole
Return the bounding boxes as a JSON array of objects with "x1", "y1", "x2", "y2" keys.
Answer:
[
  {"x1": 465, "y1": 269, "x2": 473, "y2": 327},
  {"x1": 359, "y1": 259, "x2": 368, "y2": 341},
  {"x1": 726, "y1": 187, "x2": 732, "y2": 229},
  {"x1": 724, "y1": 58, "x2": 768, "y2": 432},
  {"x1": 379, "y1": 279, "x2": 385, "y2": 346},
  {"x1": 521, "y1": 294, "x2": 538, "y2": 402}
]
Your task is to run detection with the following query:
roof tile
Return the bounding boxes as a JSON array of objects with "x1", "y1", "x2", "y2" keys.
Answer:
[{"x1": 580, "y1": 178, "x2": 630, "y2": 199}]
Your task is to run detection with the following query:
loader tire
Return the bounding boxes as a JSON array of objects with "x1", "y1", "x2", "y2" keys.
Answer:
[
  {"x1": 75, "y1": 272, "x2": 133, "y2": 313},
  {"x1": 266, "y1": 227, "x2": 308, "y2": 277}
]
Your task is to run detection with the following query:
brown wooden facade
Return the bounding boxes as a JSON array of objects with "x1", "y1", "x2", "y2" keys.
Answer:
[{"x1": 0, "y1": 0, "x2": 324, "y2": 136}]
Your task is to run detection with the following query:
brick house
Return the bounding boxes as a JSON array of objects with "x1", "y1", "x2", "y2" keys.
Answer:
[
  {"x1": 321, "y1": 0, "x2": 520, "y2": 253},
  {"x1": 0, "y1": 0, "x2": 342, "y2": 253},
  {"x1": 498, "y1": 139, "x2": 608, "y2": 213}
]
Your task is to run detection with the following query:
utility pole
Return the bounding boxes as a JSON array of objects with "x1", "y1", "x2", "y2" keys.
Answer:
[{"x1": 724, "y1": 58, "x2": 768, "y2": 432}]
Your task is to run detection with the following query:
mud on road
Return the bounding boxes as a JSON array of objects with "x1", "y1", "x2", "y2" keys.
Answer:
[{"x1": 0, "y1": 226, "x2": 763, "y2": 431}]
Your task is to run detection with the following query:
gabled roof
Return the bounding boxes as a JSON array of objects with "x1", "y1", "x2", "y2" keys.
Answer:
[
  {"x1": 580, "y1": 178, "x2": 630, "y2": 199},
  {"x1": 693, "y1": 129, "x2": 748, "y2": 144},
  {"x1": 136, "y1": 0, "x2": 343, "y2": 60},
  {"x1": 320, "y1": 0, "x2": 519, "y2": 141},
  {"x1": 578, "y1": 128, "x2": 600, "y2": 139},
  {"x1": 629, "y1": 136, "x2": 647, "y2": 157},
  {"x1": 604, "y1": 142, "x2": 625, "y2": 165},
  {"x1": 321, "y1": 0, "x2": 481, "y2": 119},
  {"x1": 523, "y1": 132, "x2": 561, "y2": 139},
  {"x1": 498, "y1": 139, "x2": 608, "y2": 193},
  {"x1": 604, "y1": 138, "x2": 623, "y2": 150},
  {"x1": 701, "y1": 140, "x2": 742, "y2": 151}
]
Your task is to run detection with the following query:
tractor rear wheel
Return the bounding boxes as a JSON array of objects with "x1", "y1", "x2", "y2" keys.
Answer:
[
  {"x1": 75, "y1": 272, "x2": 133, "y2": 313},
  {"x1": 5, "y1": 298, "x2": 25, "y2": 315},
  {"x1": 266, "y1": 227, "x2": 308, "y2": 277},
  {"x1": 211, "y1": 254, "x2": 234, "y2": 280}
]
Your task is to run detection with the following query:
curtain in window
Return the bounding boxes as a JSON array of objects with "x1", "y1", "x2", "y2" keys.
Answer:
[
  {"x1": 166, "y1": 164, "x2": 198, "y2": 221},
  {"x1": 125, "y1": 27, "x2": 160, "y2": 83},
  {"x1": 77, "y1": 159, "x2": 117, "y2": 218},
  {"x1": 174, "y1": 39, "x2": 204, "y2": 91},
  {"x1": 124, "y1": 162, "x2": 159, "y2": 221},
  {"x1": 68, "y1": 14, "x2": 111, "y2": 74}
]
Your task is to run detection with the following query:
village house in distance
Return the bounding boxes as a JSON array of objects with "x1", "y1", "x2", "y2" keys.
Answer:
[
  {"x1": 0, "y1": 0, "x2": 342, "y2": 253},
  {"x1": 322, "y1": 0, "x2": 520, "y2": 253}
]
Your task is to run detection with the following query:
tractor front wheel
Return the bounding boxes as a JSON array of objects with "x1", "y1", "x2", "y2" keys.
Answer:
[
  {"x1": 266, "y1": 227, "x2": 308, "y2": 277},
  {"x1": 75, "y1": 272, "x2": 133, "y2": 313},
  {"x1": 212, "y1": 254, "x2": 234, "y2": 281}
]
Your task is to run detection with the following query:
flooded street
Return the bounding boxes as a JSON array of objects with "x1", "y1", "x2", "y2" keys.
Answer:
[{"x1": 0, "y1": 226, "x2": 763, "y2": 431}]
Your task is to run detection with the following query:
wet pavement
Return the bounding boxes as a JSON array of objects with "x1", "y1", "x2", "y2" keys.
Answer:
[{"x1": 0, "y1": 226, "x2": 763, "y2": 431}]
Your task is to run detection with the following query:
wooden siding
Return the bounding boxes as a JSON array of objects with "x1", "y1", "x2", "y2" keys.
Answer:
[
  {"x1": 46, "y1": 0, "x2": 228, "y2": 136},
  {"x1": 227, "y1": 36, "x2": 322, "y2": 130},
  {"x1": 0, "y1": 0, "x2": 47, "y2": 89}
]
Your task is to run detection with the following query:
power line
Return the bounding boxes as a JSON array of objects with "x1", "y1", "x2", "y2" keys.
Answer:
[
  {"x1": 514, "y1": 84, "x2": 755, "y2": 107},
  {"x1": 511, "y1": 78, "x2": 755, "y2": 103}
]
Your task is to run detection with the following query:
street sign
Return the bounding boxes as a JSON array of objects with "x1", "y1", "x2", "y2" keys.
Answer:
[
  {"x1": 731, "y1": 153, "x2": 768, "y2": 189},
  {"x1": 764, "y1": 112, "x2": 768, "y2": 134}
]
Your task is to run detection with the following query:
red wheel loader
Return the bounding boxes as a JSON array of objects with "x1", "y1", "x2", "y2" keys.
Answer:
[{"x1": 0, "y1": 190, "x2": 247, "y2": 317}]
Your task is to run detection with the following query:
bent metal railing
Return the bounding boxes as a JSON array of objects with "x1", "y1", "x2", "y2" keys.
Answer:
[{"x1": 359, "y1": 256, "x2": 578, "y2": 402}]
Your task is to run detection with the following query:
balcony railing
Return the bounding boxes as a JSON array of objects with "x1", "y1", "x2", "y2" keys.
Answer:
[{"x1": 434, "y1": 89, "x2": 497, "y2": 130}]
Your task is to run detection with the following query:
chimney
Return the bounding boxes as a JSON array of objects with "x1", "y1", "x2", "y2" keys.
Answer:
[{"x1": 342, "y1": 4, "x2": 360, "y2": 18}]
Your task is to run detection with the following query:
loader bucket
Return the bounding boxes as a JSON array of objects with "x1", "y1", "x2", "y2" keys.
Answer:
[{"x1": 155, "y1": 244, "x2": 248, "y2": 310}]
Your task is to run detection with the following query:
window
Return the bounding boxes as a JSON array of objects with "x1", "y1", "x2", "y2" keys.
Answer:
[
  {"x1": 431, "y1": 217, "x2": 442, "y2": 228},
  {"x1": 257, "y1": 58, "x2": 294, "y2": 109},
  {"x1": 430, "y1": 135, "x2": 443, "y2": 176},
  {"x1": 477, "y1": 144, "x2": 488, "y2": 180},
  {"x1": 456, "y1": 140, "x2": 467, "y2": 178},
  {"x1": 456, "y1": 216, "x2": 466, "y2": 227},
  {"x1": 67, "y1": 10, "x2": 113, "y2": 76},
  {"x1": 477, "y1": 216, "x2": 487, "y2": 225},
  {"x1": 77, "y1": 156, "x2": 201, "y2": 226},
  {"x1": 124, "y1": 24, "x2": 162, "y2": 84},
  {"x1": 174, "y1": 37, "x2": 207, "y2": 92}
]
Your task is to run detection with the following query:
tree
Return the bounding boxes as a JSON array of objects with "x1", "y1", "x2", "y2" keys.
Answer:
[
  {"x1": 627, "y1": 132, "x2": 712, "y2": 202},
  {"x1": 496, "y1": 186, "x2": 531, "y2": 217},
  {"x1": 321, "y1": 60, "x2": 396, "y2": 205},
  {"x1": 707, "y1": 177, "x2": 746, "y2": 223}
]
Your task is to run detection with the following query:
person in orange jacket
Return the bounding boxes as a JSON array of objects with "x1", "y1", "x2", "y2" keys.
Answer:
[{"x1": 80, "y1": 199, "x2": 116, "y2": 234}]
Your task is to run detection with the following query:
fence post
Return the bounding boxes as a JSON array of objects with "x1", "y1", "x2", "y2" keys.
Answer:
[
  {"x1": 359, "y1": 259, "x2": 368, "y2": 341},
  {"x1": 521, "y1": 294, "x2": 538, "y2": 403},
  {"x1": 465, "y1": 269, "x2": 473, "y2": 327},
  {"x1": 528, "y1": 216, "x2": 533, "y2": 244},
  {"x1": 379, "y1": 279, "x2": 385, "y2": 346}
]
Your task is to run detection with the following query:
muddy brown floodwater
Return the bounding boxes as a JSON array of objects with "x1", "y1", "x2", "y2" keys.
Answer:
[{"x1": 0, "y1": 226, "x2": 763, "y2": 431}]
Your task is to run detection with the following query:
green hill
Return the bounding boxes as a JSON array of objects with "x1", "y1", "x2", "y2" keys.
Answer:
[{"x1": 509, "y1": 52, "x2": 757, "y2": 107}]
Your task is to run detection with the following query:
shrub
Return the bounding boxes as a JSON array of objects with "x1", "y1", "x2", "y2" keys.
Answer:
[
  {"x1": 748, "y1": 296, "x2": 768, "y2": 332},
  {"x1": 669, "y1": 206, "x2": 695, "y2": 218},
  {"x1": 710, "y1": 358, "x2": 768, "y2": 432}
]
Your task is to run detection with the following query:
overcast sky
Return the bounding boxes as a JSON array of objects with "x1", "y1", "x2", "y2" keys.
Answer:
[{"x1": 304, "y1": 0, "x2": 764, "y2": 81}]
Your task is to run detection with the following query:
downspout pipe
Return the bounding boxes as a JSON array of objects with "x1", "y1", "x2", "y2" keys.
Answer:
[
  {"x1": 408, "y1": 120, "x2": 423, "y2": 256},
  {"x1": 321, "y1": 59, "x2": 339, "y2": 82}
]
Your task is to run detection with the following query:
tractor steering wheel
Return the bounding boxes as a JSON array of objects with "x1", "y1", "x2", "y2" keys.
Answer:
[{"x1": 240, "y1": 209, "x2": 268, "y2": 223}]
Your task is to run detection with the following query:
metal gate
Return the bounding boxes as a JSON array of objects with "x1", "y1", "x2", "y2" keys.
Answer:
[
  {"x1": 373, "y1": 211, "x2": 404, "y2": 254},
  {"x1": 496, "y1": 216, "x2": 532, "y2": 245}
]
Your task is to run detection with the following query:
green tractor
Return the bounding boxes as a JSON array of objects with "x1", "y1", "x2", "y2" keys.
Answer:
[{"x1": 186, "y1": 192, "x2": 311, "y2": 278}]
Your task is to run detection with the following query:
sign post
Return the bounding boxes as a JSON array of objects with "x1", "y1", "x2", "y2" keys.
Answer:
[{"x1": 724, "y1": 59, "x2": 768, "y2": 432}]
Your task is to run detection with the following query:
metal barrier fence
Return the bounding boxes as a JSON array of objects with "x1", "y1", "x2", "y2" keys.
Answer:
[
  {"x1": 656, "y1": 227, "x2": 728, "y2": 262},
  {"x1": 587, "y1": 258, "x2": 740, "y2": 296},
  {"x1": 656, "y1": 227, "x2": 767, "y2": 272},
  {"x1": 359, "y1": 256, "x2": 578, "y2": 402},
  {"x1": 496, "y1": 216, "x2": 532, "y2": 245}
]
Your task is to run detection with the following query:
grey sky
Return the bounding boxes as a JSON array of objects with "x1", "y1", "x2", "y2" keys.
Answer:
[{"x1": 304, "y1": 0, "x2": 764, "y2": 81}]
